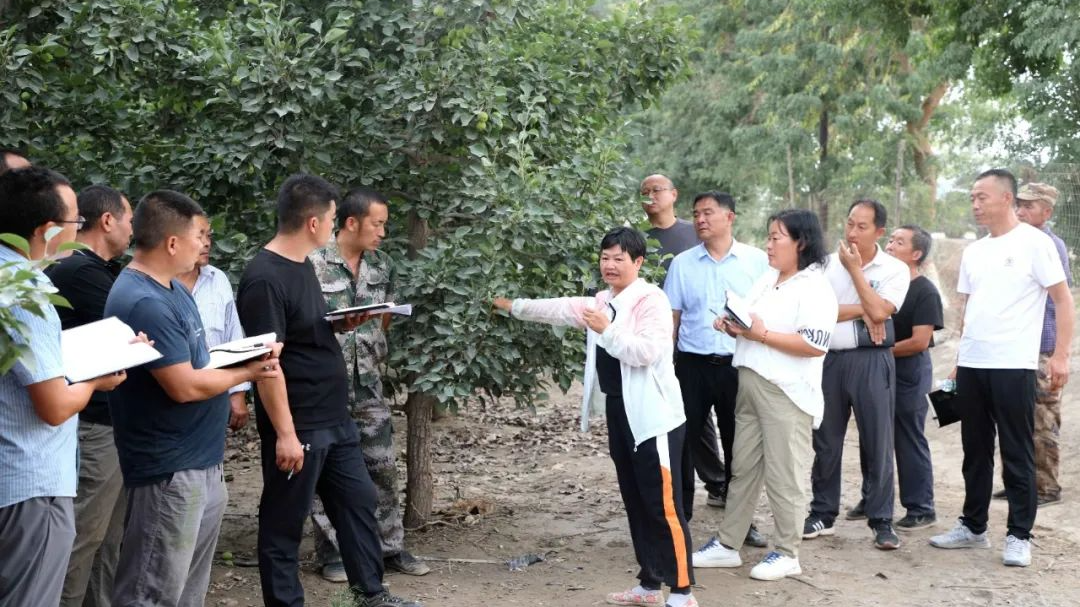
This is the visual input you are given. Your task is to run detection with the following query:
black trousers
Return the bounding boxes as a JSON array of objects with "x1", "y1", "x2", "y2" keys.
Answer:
[
  {"x1": 674, "y1": 352, "x2": 737, "y2": 521},
  {"x1": 607, "y1": 395, "x2": 694, "y2": 590},
  {"x1": 894, "y1": 352, "x2": 935, "y2": 517},
  {"x1": 258, "y1": 420, "x2": 383, "y2": 606},
  {"x1": 957, "y1": 367, "x2": 1037, "y2": 539}
]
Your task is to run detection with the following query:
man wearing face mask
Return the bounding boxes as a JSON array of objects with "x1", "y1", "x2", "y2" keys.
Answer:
[{"x1": 309, "y1": 188, "x2": 428, "y2": 580}]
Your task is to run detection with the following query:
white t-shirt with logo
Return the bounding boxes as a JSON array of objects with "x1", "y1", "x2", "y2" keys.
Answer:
[
  {"x1": 958, "y1": 222, "x2": 1067, "y2": 369},
  {"x1": 824, "y1": 246, "x2": 910, "y2": 350},
  {"x1": 733, "y1": 265, "x2": 838, "y2": 428}
]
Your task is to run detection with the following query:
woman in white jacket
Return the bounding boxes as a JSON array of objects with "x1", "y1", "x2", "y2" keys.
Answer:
[{"x1": 493, "y1": 227, "x2": 697, "y2": 607}]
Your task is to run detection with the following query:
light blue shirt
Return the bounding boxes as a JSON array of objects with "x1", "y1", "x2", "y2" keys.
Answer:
[
  {"x1": 664, "y1": 240, "x2": 769, "y2": 355},
  {"x1": 190, "y1": 264, "x2": 250, "y2": 394},
  {"x1": 0, "y1": 245, "x2": 78, "y2": 508}
]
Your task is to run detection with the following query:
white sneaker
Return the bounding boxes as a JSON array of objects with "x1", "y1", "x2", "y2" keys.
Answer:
[
  {"x1": 929, "y1": 520, "x2": 991, "y2": 549},
  {"x1": 749, "y1": 551, "x2": 801, "y2": 581},
  {"x1": 1003, "y1": 535, "x2": 1031, "y2": 567},
  {"x1": 692, "y1": 536, "x2": 741, "y2": 568}
]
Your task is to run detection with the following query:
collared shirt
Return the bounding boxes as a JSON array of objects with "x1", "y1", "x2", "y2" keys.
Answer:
[
  {"x1": 0, "y1": 245, "x2": 78, "y2": 508},
  {"x1": 189, "y1": 264, "x2": 249, "y2": 394},
  {"x1": 44, "y1": 247, "x2": 123, "y2": 425},
  {"x1": 664, "y1": 240, "x2": 769, "y2": 355},
  {"x1": 733, "y1": 264, "x2": 837, "y2": 427},
  {"x1": 824, "y1": 245, "x2": 909, "y2": 350},
  {"x1": 1039, "y1": 225, "x2": 1072, "y2": 354},
  {"x1": 310, "y1": 239, "x2": 396, "y2": 390}
]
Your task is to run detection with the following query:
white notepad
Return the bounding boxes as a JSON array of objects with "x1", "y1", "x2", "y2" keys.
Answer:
[
  {"x1": 324, "y1": 302, "x2": 412, "y2": 321},
  {"x1": 62, "y1": 317, "x2": 163, "y2": 383},
  {"x1": 206, "y1": 332, "x2": 277, "y2": 369}
]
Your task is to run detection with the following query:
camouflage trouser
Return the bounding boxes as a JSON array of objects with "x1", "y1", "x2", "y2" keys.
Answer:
[
  {"x1": 312, "y1": 382, "x2": 404, "y2": 563},
  {"x1": 1035, "y1": 352, "x2": 1065, "y2": 499}
]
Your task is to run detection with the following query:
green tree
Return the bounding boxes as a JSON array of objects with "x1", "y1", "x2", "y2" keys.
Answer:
[{"x1": 1, "y1": 0, "x2": 689, "y2": 524}]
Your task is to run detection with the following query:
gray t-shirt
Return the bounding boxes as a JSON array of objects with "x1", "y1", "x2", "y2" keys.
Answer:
[{"x1": 648, "y1": 218, "x2": 699, "y2": 275}]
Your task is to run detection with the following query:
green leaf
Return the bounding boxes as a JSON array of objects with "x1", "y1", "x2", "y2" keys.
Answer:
[
  {"x1": 324, "y1": 28, "x2": 347, "y2": 44},
  {"x1": 0, "y1": 234, "x2": 30, "y2": 254}
]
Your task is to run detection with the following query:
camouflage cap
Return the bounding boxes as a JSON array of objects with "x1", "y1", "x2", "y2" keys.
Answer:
[{"x1": 1016, "y1": 182, "x2": 1059, "y2": 207}]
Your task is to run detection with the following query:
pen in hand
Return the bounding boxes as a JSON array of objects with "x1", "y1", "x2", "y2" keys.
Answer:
[{"x1": 286, "y1": 443, "x2": 311, "y2": 480}]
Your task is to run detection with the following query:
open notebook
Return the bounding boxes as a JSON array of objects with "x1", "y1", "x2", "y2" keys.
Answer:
[
  {"x1": 62, "y1": 317, "x2": 163, "y2": 383},
  {"x1": 324, "y1": 302, "x2": 412, "y2": 321},
  {"x1": 723, "y1": 289, "x2": 753, "y2": 329},
  {"x1": 206, "y1": 332, "x2": 277, "y2": 369}
]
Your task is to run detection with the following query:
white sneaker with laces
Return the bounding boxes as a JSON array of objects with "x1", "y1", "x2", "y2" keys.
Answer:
[
  {"x1": 1003, "y1": 535, "x2": 1031, "y2": 567},
  {"x1": 928, "y1": 520, "x2": 991, "y2": 549},
  {"x1": 692, "y1": 536, "x2": 741, "y2": 568},
  {"x1": 749, "y1": 551, "x2": 801, "y2": 581}
]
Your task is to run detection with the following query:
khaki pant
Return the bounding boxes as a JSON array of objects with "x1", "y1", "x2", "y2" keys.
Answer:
[
  {"x1": 1035, "y1": 352, "x2": 1065, "y2": 499},
  {"x1": 718, "y1": 367, "x2": 814, "y2": 558}
]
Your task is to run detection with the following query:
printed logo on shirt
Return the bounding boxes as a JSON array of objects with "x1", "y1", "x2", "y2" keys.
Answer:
[
  {"x1": 1004, "y1": 256, "x2": 1014, "y2": 267},
  {"x1": 869, "y1": 279, "x2": 881, "y2": 291},
  {"x1": 799, "y1": 327, "x2": 831, "y2": 349}
]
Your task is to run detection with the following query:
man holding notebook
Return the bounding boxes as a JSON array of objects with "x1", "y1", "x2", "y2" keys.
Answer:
[{"x1": 105, "y1": 190, "x2": 281, "y2": 605}]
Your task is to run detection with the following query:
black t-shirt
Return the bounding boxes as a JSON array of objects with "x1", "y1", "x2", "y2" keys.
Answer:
[
  {"x1": 647, "y1": 219, "x2": 698, "y2": 272},
  {"x1": 236, "y1": 249, "x2": 350, "y2": 435},
  {"x1": 595, "y1": 345, "x2": 623, "y2": 397},
  {"x1": 893, "y1": 275, "x2": 944, "y2": 345},
  {"x1": 45, "y1": 249, "x2": 122, "y2": 425}
]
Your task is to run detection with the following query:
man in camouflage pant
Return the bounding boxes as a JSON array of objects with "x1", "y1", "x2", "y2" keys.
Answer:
[
  {"x1": 1013, "y1": 182, "x2": 1072, "y2": 505},
  {"x1": 309, "y1": 187, "x2": 429, "y2": 578}
]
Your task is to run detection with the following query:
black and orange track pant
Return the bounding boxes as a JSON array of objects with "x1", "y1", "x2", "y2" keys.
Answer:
[{"x1": 606, "y1": 395, "x2": 694, "y2": 590}]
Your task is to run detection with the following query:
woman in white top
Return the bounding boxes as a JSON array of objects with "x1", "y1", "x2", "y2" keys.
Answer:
[{"x1": 691, "y1": 209, "x2": 838, "y2": 581}]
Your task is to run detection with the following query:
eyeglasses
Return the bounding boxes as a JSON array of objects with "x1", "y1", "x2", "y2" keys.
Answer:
[
  {"x1": 641, "y1": 186, "x2": 673, "y2": 199},
  {"x1": 57, "y1": 215, "x2": 86, "y2": 230}
]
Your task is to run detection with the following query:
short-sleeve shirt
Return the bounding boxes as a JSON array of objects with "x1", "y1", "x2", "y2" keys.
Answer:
[
  {"x1": 733, "y1": 265, "x2": 837, "y2": 427},
  {"x1": 647, "y1": 219, "x2": 699, "y2": 276},
  {"x1": 45, "y1": 248, "x2": 122, "y2": 425},
  {"x1": 958, "y1": 222, "x2": 1067, "y2": 369},
  {"x1": 105, "y1": 269, "x2": 230, "y2": 487},
  {"x1": 0, "y1": 246, "x2": 78, "y2": 508},
  {"x1": 824, "y1": 246, "x2": 910, "y2": 350},
  {"x1": 190, "y1": 264, "x2": 250, "y2": 394},
  {"x1": 664, "y1": 241, "x2": 769, "y2": 355},
  {"x1": 310, "y1": 240, "x2": 396, "y2": 390},
  {"x1": 236, "y1": 249, "x2": 350, "y2": 436},
  {"x1": 893, "y1": 275, "x2": 944, "y2": 347}
]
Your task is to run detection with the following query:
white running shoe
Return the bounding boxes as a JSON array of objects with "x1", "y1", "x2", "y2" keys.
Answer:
[
  {"x1": 749, "y1": 551, "x2": 802, "y2": 581},
  {"x1": 928, "y1": 520, "x2": 991, "y2": 549},
  {"x1": 692, "y1": 536, "x2": 742, "y2": 568},
  {"x1": 1003, "y1": 535, "x2": 1031, "y2": 567}
]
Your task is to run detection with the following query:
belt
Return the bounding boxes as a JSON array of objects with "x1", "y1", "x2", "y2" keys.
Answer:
[{"x1": 680, "y1": 351, "x2": 734, "y2": 366}]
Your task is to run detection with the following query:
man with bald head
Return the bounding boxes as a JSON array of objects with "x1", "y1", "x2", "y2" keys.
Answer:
[
  {"x1": 930, "y1": 169, "x2": 1074, "y2": 568},
  {"x1": 0, "y1": 147, "x2": 30, "y2": 174},
  {"x1": 640, "y1": 174, "x2": 729, "y2": 510}
]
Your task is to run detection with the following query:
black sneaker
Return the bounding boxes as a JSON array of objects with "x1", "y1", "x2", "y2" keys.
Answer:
[
  {"x1": 802, "y1": 516, "x2": 835, "y2": 539},
  {"x1": 355, "y1": 590, "x2": 422, "y2": 607},
  {"x1": 745, "y1": 524, "x2": 768, "y2": 548},
  {"x1": 1038, "y1": 493, "x2": 1062, "y2": 507},
  {"x1": 992, "y1": 489, "x2": 1008, "y2": 500},
  {"x1": 384, "y1": 551, "x2": 430, "y2": 576},
  {"x1": 706, "y1": 491, "x2": 726, "y2": 508},
  {"x1": 845, "y1": 500, "x2": 866, "y2": 520},
  {"x1": 873, "y1": 521, "x2": 901, "y2": 550},
  {"x1": 895, "y1": 513, "x2": 937, "y2": 531}
]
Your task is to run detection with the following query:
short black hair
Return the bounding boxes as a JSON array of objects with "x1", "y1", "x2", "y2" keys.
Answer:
[
  {"x1": 0, "y1": 147, "x2": 28, "y2": 174},
  {"x1": 133, "y1": 190, "x2": 205, "y2": 250},
  {"x1": 693, "y1": 191, "x2": 736, "y2": 213},
  {"x1": 78, "y1": 185, "x2": 127, "y2": 233},
  {"x1": 898, "y1": 224, "x2": 932, "y2": 266},
  {"x1": 767, "y1": 209, "x2": 828, "y2": 271},
  {"x1": 277, "y1": 173, "x2": 337, "y2": 233},
  {"x1": 848, "y1": 198, "x2": 887, "y2": 229},
  {"x1": 337, "y1": 187, "x2": 388, "y2": 229},
  {"x1": 0, "y1": 166, "x2": 71, "y2": 241},
  {"x1": 600, "y1": 226, "x2": 646, "y2": 260},
  {"x1": 976, "y1": 168, "x2": 1018, "y2": 199}
]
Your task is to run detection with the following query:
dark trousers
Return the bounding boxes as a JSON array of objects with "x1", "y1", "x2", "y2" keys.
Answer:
[
  {"x1": 811, "y1": 348, "x2": 896, "y2": 525},
  {"x1": 894, "y1": 353, "x2": 935, "y2": 517},
  {"x1": 607, "y1": 395, "x2": 694, "y2": 590},
  {"x1": 258, "y1": 420, "x2": 383, "y2": 606},
  {"x1": 695, "y1": 412, "x2": 727, "y2": 495},
  {"x1": 674, "y1": 352, "x2": 737, "y2": 520},
  {"x1": 957, "y1": 367, "x2": 1037, "y2": 539}
]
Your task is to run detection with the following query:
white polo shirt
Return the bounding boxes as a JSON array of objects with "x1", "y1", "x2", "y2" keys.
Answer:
[
  {"x1": 958, "y1": 222, "x2": 1067, "y2": 370},
  {"x1": 824, "y1": 246, "x2": 909, "y2": 350},
  {"x1": 733, "y1": 265, "x2": 838, "y2": 428}
]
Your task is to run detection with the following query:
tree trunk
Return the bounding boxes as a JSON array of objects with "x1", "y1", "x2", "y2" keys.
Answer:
[
  {"x1": 402, "y1": 209, "x2": 435, "y2": 528},
  {"x1": 403, "y1": 391, "x2": 435, "y2": 528},
  {"x1": 905, "y1": 81, "x2": 949, "y2": 223},
  {"x1": 816, "y1": 107, "x2": 830, "y2": 234},
  {"x1": 894, "y1": 137, "x2": 905, "y2": 225},
  {"x1": 786, "y1": 143, "x2": 796, "y2": 207}
]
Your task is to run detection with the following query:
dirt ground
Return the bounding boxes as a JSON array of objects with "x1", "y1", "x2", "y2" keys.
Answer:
[{"x1": 206, "y1": 314, "x2": 1080, "y2": 607}]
